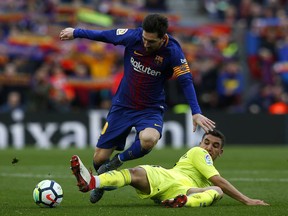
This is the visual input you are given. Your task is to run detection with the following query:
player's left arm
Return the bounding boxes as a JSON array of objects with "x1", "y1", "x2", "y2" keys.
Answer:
[
  {"x1": 209, "y1": 175, "x2": 269, "y2": 206},
  {"x1": 171, "y1": 51, "x2": 215, "y2": 132}
]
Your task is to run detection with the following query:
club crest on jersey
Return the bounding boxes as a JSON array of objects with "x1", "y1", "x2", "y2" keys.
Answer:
[
  {"x1": 154, "y1": 55, "x2": 163, "y2": 65},
  {"x1": 205, "y1": 154, "x2": 213, "y2": 165},
  {"x1": 116, "y1": 29, "x2": 128, "y2": 35}
]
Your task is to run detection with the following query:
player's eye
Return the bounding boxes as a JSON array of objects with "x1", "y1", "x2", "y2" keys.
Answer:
[
  {"x1": 204, "y1": 139, "x2": 210, "y2": 145},
  {"x1": 142, "y1": 37, "x2": 158, "y2": 44}
]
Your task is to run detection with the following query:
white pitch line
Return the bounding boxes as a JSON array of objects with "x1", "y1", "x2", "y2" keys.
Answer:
[
  {"x1": 229, "y1": 178, "x2": 288, "y2": 182},
  {"x1": 1, "y1": 173, "x2": 288, "y2": 182},
  {"x1": 0, "y1": 173, "x2": 73, "y2": 179}
]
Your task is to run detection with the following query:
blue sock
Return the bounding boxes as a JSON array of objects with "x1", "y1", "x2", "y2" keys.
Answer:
[{"x1": 119, "y1": 140, "x2": 151, "y2": 162}]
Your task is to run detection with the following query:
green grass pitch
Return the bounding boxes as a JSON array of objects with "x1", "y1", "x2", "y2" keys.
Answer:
[{"x1": 0, "y1": 145, "x2": 287, "y2": 216}]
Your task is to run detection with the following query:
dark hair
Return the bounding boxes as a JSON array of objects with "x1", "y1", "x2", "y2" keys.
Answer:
[
  {"x1": 202, "y1": 129, "x2": 226, "y2": 147},
  {"x1": 142, "y1": 14, "x2": 168, "y2": 38}
]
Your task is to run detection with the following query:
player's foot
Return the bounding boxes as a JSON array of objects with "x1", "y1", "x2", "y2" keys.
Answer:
[
  {"x1": 90, "y1": 188, "x2": 105, "y2": 203},
  {"x1": 161, "y1": 194, "x2": 187, "y2": 208},
  {"x1": 70, "y1": 155, "x2": 95, "y2": 192},
  {"x1": 97, "y1": 154, "x2": 123, "y2": 174}
]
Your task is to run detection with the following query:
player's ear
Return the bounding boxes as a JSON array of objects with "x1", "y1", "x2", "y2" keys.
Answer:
[
  {"x1": 218, "y1": 149, "x2": 223, "y2": 157},
  {"x1": 162, "y1": 34, "x2": 168, "y2": 41}
]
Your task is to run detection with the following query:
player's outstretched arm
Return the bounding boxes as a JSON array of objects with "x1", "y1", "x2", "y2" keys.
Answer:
[
  {"x1": 192, "y1": 113, "x2": 215, "y2": 133},
  {"x1": 59, "y1": 28, "x2": 75, "y2": 41},
  {"x1": 209, "y1": 175, "x2": 269, "y2": 206}
]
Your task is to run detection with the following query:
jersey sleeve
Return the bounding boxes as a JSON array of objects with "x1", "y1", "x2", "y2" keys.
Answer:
[
  {"x1": 170, "y1": 45, "x2": 201, "y2": 115},
  {"x1": 73, "y1": 28, "x2": 139, "y2": 46},
  {"x1": 188, "y1": 147, "x2": 219, "y2": 179}
]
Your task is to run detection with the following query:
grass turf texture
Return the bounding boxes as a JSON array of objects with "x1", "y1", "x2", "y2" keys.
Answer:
[{"x1": 0, "y1": 146, "x2": 287, "y2": 216}]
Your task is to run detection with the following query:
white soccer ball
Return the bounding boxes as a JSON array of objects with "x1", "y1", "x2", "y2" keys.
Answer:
[{"x1": 33, "y1": 180, "x2": 63, "y2": 208}]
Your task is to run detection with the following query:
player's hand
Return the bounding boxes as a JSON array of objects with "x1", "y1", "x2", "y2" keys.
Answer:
[
  {"x1": 245, "y1": 198, "x2": 269, "y2": 206},
  {"x1": 59, "y1": 27, "x2": 75, "y2": 40},
  {"x1": 192, "y1": 114, "x2": 215, "y2": 133}
]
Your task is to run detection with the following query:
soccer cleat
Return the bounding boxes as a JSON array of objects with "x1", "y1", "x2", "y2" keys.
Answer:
[
  {"x1": 90, "y1": 188, "x2": 105, "y2": 203},
  {"x1": 89, "y1": 154, "x2": 123, "y2": 203},
  {"x1": 161, "y1": 194, "x2": 187, "y2": 208},
  {"x1": 97, "y1": 154, "x2": 123, "y2": 174},
  {"x1": 70, "y1": 155, "x2": 95, "y2": 192}
]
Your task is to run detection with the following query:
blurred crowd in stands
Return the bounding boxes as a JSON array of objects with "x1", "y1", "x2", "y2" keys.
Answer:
[{"x1": 0, "y1": 0, "x2": 287, "y2": 114}]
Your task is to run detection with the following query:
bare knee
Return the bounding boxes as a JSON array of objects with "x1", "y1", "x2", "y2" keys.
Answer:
[
  {"x1": 139, "y1": 128, "x2": 160, "y2": 149},
  {"x1": 129, "y1": 167, "x2": 150, "y2": 194},
  {"x1": 211, "y1": 186, "x2": 223, "y2": 197},
  {"x1": 129, "y1": 167, "x2": 146, "y2": 182}
]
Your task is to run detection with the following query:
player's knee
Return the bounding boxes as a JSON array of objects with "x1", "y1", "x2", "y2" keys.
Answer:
[
  {"x1": 140, "y1": 138, "x2": 157, "y2": 149},
  {"x1": 129, "y1": 167, "x2": 142, "y2": 175},
  {"x1": 130, "y1": 167, "x2": 148, "y2": 180},
  {"x1": 129, "y1": 167, "x2": 150, "y2": 194},
  {"x1": 140, "y1": 129, "x2": 160, "y2": 149},
  {"x1": 211, "y1": 186, "x2": 223, "y2": 197}
]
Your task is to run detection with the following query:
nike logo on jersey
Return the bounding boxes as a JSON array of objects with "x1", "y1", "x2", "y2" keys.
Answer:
[
  {"x1": 134, "y1": 51, "x2": 143, "y2": 56},
  {"x1": 154, "y1": 123, "x2": 162, "y2": 128}
]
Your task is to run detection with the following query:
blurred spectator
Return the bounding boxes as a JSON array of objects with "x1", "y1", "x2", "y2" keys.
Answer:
[
  {"x1": 246, "y1": 84, "x2": 275, "y2": 113},
  {"x1": 223, "y1": 3, "x2": 237, "y2": 25},
  {"x1": 217, "y1": 60, "x2": 244, "y2": 111},
  {"x1": 196, "y1": 58, "x2": 219, "y2": 109},
  {"x1": 70, "y1": 63, "x2": 91, "y2": 109},
  {"x1": 275, "y1": 35, "x2": 288, "y2": 91},
  {"x1": 246, "y1": 76, "x2": 288, "y2": 114},
  {"x1": 257, "y1": 48, "x2": 276, "y2": 85},
  {"x1": 203, "y1": 0, "x2": 230, "y2": 21},
  {"x1": 245, "y1": 23, "x2": 261, "y2": 79},
  {"x1": 0, "y1": 91, "x2": 25, "y2": 113},
  {"x1": 27, "y1": 64, "x2": 51, "y2": 112},
  {"x1": 0, "y1": 62, "x2": 29, "y2": 106},
  {"x1": 49, "y1": 64, "x2": 75, "y2": 112}
]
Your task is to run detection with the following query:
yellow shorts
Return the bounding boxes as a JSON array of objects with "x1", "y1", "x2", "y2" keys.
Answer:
[{"x1": 136, "y1": 165, "x2": 196, "y2": 201}]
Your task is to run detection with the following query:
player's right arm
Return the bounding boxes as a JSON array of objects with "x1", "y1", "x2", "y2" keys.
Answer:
[
  {"x1": 59, "y1": 27, "x2": 75, "y2": 40},
  {"x1": 209, "y1": 175, "x2": 269, "y2": 206},
  {"x1": 59, "y1": 27, "x2": 137, "y2": 46}
]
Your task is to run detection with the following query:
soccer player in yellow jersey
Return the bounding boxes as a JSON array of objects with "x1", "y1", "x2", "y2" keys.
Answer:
[{"x1": 70, "y1": 129, "x2": 269, "y2": 207}]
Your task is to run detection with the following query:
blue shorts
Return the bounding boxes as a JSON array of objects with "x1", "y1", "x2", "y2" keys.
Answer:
[{"x1": 96, "y1": 106, "x2": 164, "y2": 151}]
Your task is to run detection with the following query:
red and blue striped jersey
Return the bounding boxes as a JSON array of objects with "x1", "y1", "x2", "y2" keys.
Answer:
[{"x1": 74, "y1": 27, "x2": 201, "y2": 114}]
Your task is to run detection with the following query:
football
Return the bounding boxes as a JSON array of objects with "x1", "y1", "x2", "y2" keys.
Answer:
[{"x1": 33, "y1": 180, "x2": 63, "y2": 208}]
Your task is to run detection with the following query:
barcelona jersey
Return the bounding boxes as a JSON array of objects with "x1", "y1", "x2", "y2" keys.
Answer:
[{"x1": 74, "y1": 27, "x2": 201, "y2": 114}]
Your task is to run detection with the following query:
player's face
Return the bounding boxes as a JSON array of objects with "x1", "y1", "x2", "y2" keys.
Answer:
[
  {"x1": 142, "y1": 31, "x2": 165, "y2": 53},
  {"x1": 199, "y1": 134, "x2": 223, "y2": 161}
]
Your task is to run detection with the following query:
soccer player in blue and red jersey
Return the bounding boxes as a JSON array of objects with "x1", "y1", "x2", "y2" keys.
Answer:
[{"x1": 60, "y1": 14, "x2": 216, "y2": 203}]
